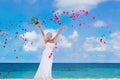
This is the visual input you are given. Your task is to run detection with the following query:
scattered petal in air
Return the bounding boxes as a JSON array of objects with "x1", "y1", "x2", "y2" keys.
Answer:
[
  {"x1": 4, "y1": 42, "x2": 7, "y2": 44},
  {"x1": 0, "y1": 30, "x2": 2, "y2": 32},
  {"x1": 55, "y1": 14, "x2": 59, "y2": 20},
  {"x1": 48, "y1": 52, "x2": 53, "y2": 59},
  {"x1": 104, "y1": 41, "x2": 106, "y2": 44},
  {"x1": 82, "y1": 10, "x2": 85, "y2": 12},
  {"x1": 31, "y1": 41, "x2": 33, "y2": 45},
  {"x1": 11, "y1": 64, "x2": 14, "y2": 67},
  {"x1": 100, "y1": 38, "x2": 103, "y2": 43},
  {"x1": 92, "y1": 16, "x2": 96, "y2": 20},
  {"x1": 3, "y1": 76, "x2": 7, "y2": 79},
  {"x1": 52, "y1": 10, "x2": 55, "y2": 13},
  {"x1": 72, "y1": 25, "x2": 74, "y2": 28},
  {"x1": 109, "y1": 30, "x2": 112, "y2": 34},
  {"x1": 63, "y1": 11, "x2": 69, "y2": 15},
  {"x1": 14, "y1": 49, "x2": 16, "y2": 53},
  {"x1": 16, "y1": 56, "x2": 18, "y2": 59},
  {"x1": 16, "y1": 32, "x2": 18, "y2": 34},
  {"x1": 7, "y1": 71, "x2": 11, "y2": 74},
  {"x1": 16, "y1": 66, "x2": 19, "y2": 69},
  {"x1": 18, "y1": 20, "x2": 22, "y2": 23},
  {"x1": 72, "y1": 10, "x2": 74, "y2": 12},
  {"x1": 101, "y1": 34, "x2": 105, "y2": 37},
  {"x1": 55, "y1": 43, "x2": 58, "y2": 48},
  {"x1": 3, "y1": 46, "x2": 6, "y2": 48},
  {"x1": 85, "y1": 11, "x2": 89, "y2": 16},
  {"x1": 79, "y1": 23, "x2": 82, "y2": 27},
  {"x1": 60, "y1": 38, "x2": 62, "y2": 41},
  {"x1": 0, "y1": 72, "x2": 2, "y2": 76}
]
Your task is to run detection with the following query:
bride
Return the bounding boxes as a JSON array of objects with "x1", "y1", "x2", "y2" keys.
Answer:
[{"x1": 33, "y1": 19, "x2": 66, "y2": 80}]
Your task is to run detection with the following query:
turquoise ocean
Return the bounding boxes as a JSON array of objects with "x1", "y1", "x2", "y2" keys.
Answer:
[{"x1": 0, "y1": 63, "x2": 120, "y2": 79}]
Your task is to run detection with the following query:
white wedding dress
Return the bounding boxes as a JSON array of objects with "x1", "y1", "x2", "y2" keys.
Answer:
[{"x1": 34, "y1": 42, "x2": 55, "y2": 80}]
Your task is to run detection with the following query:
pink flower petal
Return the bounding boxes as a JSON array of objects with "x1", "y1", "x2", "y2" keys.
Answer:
[
  {"x1": 100, "y1": 38, "x2": 103, "y2": 43},
  {"x1": 16, "y1": 32, "x2": 18, "y2": 34}
]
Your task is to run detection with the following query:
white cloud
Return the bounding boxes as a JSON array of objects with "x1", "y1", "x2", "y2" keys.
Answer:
[
  {"x1": 97, "y1": 54, "x2": 105, "y2": 57},
  {"x1": 92, "y1": 20, "x2": 107, "y2": 28},
  {"x1": 66, "y1": 53, "x2": 81, "y2": 59},
  {"x1": 20, "y1": 31, "x2": 44, "y2": 51},
  {"x1": 54, "y1": 0, "x2": 107, "y2": 13},
  {"x1": 21, "y1": 31, "x2": 37, "y2": 40},
  {"x1": 66, "y1": 52, "x2": 89, "y2": 59},
  {"x1": 82, "y1": 32, "x2": 120, "y2": 56},
  {"x1": 83, "y1": 37, "x2": 108, "y2": 52},
  {"x1": 20, "y1": 29, "x2": 72, "y2": 51},
  {"x1": 69, "y1": 30, "x2": 79, "y2": 41},
  {"x1": 58, "y1": 35, "x2": 72, "y2": 48},
  {"x1": 109, "y1": 32, "x2": 120, "y2": 55},
  {"x1": 110, "y1": 32, "x2": 120, "y2": 38}
]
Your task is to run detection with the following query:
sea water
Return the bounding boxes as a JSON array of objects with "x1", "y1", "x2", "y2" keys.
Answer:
[{"x1": 0, "y1": 63, "x2": 120, "y2": 79}]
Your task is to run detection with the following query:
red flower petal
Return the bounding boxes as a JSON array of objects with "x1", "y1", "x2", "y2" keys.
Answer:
[
  {"x1": 55, "y1": 14, "x2": 59, "y2": 20},
  {"x1": 101, "y1": 34, "x2": 105, "y2": 37},
  {"x1": 3, "y1": 46, "x2": 6, "y2": 48},
  {"x1": 104, "y1": 41, "x2": 106, "y2": 44},
  {"x1": 7, "y1": 71, "x2": 10, "y2": 74},
  {"x1": 92, "y1": 16, "x2": 96, "y2": 19},
  {"x1": 0, "y1": 72, "x2": 2, "y2": 76},
  {"x1": 72, "y1": 10, "x2": 74, "y2": 12},
  {"x1": 16, "y1": 32, "x2": 18, "y2": 34},
  {"x1": 3, "y1": 76, "x2": 7, "y2": 79},
  {"x1": 16, "y1": 56, "x2": 18, "y2": 59},
  {"x1": 100, "y1": 38, "x2": 103, "y2": 43},
  {"x1": 79, "y1": 23, "x2": 82, "y2": 27},
  {"x1": 85, "y1": 11, "x2": 89, "y2": 16},
  {"x1": 14, "y1": 49, "x2": 16, "y2": 52}
]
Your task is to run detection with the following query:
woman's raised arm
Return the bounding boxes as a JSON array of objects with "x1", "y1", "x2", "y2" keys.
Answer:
[
  {"x1": 53, "y1": 26, "x2": 66, "y2": 42},
  {"x1": 35, "y1": 20, "x2": 45, "y2": 41}
]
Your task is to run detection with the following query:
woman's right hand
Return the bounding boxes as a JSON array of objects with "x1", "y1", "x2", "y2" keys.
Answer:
[{"x1": 62, "y1": 26, "x2": 66, "y2": 30}]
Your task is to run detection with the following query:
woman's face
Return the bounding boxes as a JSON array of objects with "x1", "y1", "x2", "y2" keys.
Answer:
[{"x1": 46, "y1": 32, "x2": 52, "y2": 40}]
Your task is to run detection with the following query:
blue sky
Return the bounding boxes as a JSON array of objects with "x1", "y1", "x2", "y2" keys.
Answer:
[{"x1": 0, "y1": 0, "x2": 120, "y2": 63}]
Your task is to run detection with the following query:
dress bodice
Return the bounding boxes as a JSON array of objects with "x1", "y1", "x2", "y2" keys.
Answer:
[{"x1": 45, "y1": 42, "x2": 55, "y2": 50}]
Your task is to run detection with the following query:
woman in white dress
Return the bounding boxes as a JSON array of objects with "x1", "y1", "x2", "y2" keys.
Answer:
[{"x1": 33, "y1": 20, "x2": 66, "y2": 80}]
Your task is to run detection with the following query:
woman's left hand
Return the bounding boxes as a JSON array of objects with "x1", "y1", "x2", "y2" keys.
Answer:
[{"x1": 34, "y1": 20, "x2": 39, "y2": 26}]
